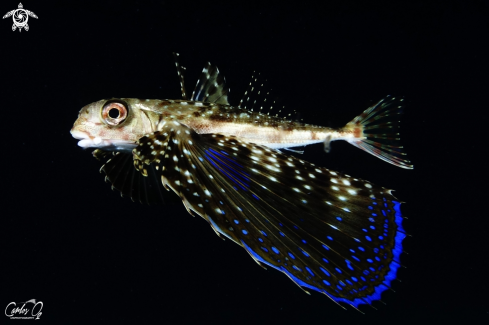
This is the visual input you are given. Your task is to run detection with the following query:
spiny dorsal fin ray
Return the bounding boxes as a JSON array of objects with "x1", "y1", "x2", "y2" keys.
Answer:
[
  {"x1": 132, "y1": 122, "x2": 406, "y2": 308},
  {"x1": 238, "y1": 71, "x2": 281, "y2": 117},
  {"x1": 191, "y1": 62, "x2": 229, "y2": 104},
  {"x1": 173, "y1": 52, "x2": 188, "y2": 100},
  {"x1": 93, "y1": 149, "x2": 178, "y2": 205}
]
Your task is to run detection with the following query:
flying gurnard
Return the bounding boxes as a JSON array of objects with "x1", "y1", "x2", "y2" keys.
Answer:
[{"x1": 70, "y1": 54, "x2": 413, "y2": 310}]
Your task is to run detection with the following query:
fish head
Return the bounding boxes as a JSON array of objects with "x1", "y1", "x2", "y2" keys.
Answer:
[{"x1": 70, "y1": 98, "x2": 150, "y2": 152}]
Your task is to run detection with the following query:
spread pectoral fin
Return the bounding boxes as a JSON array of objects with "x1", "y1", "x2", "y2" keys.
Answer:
[
  {"x1": 93, "y1": 149, "x2": 178, "y2": 205},
  {"x1": 133, "y1": 121, "x2": 406, "y2": 308}
]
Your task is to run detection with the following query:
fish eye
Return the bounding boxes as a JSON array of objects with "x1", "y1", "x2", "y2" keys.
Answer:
[
  {"x1": 102, "y1": 100, "x2": 128, "y2": 126},
  {"x1": 108, "y1": 108, "x2": 120, "y2": 118}
]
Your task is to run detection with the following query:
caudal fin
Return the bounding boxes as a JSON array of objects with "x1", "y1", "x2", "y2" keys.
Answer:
[{"x1": 344, "y1": 96, "x2": 413, "y2": 169}]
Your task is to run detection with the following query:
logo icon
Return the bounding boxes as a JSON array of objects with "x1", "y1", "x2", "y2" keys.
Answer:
[
  {"x1": 3, "y1": 3, "x2": 38, "y2": 32},
  {"x1": 5, "y1": 299, "x2": 43, "y2": 320}
]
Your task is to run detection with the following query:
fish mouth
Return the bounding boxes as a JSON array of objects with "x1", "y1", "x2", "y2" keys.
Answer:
[
  {"x1": 70, "y1": 130, "x2": 95, "y2": 147},
  {"x1": 70, "y1": 130, "x2": 137, "y2": 151}
]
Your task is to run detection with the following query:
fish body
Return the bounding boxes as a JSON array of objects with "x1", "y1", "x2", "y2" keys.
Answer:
[
  {"x1": 70, "y1": 57, "x2": 412, "y2": 310},
  {"x1": 71, "y1": 98, "x2": 358, "y2": 151}
]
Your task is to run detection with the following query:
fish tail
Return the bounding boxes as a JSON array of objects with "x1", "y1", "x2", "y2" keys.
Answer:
[{"x1": 343, "y1": 96, "x2": 413, "y2": 169}]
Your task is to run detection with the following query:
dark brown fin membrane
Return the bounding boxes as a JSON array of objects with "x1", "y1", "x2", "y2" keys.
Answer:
[
  {"x1": 93, "y1": 149, "x2": 178, "y2": 205},
  {"x1": 190, "y1": 62, "x2": 229, "y2": 104},
  {"x1": 132, "y1": 122, "x2": 406, "y2": 308}
]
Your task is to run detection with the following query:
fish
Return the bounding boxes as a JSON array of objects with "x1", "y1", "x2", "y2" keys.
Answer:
[{"x1": 70, "y1": 54, "x2": 413, "y2": 310}]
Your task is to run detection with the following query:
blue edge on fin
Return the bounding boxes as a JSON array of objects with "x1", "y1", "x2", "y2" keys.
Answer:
[{"x1": 240, "y1": 201, "x2": 405, "y2": 308}]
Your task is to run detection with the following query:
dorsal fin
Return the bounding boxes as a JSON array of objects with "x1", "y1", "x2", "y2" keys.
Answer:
[
  {"x1": 239, "y1": 72, "x2": 273, "y2": 111},
  {"x1": 238, "y1": 71, "x2": 258, "y2": 109},
  {"x1": 173, "y1": 52, "x2": 188, "y2": 100},
  {"x1": 239, "y1": 71, "x2": 285, "y2": 119},
  {"x1": 191, "y1": 62, "x2": 229, "y2": 104}
]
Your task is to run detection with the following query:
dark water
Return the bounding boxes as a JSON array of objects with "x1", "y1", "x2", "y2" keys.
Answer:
[{"x1": 2, "y1": 1, "x2": 487, "y2": 323}]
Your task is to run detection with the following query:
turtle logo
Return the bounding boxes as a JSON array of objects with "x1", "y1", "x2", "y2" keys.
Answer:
[{"x1": 3, "y1": 3, "x2": 38, "y2": 32}]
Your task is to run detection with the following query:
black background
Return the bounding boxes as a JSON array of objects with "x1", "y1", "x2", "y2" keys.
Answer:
[{"x1": 2, "y1": 1, "x2": 488, "y2": 323}]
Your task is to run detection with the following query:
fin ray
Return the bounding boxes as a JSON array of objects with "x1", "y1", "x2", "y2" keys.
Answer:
[
  {"x1": 190, "y1": 62, "x2": 229, "y2": 104},
  {"x1": 345, "y1": 96, "x2": 413, "y2": 169},
  {"x1": 132, "y1": 122, "x2": 407, "y2": 307},
  {"x1": 173, "y1": 52, "x2": 188, "y2": 100},
  {"x1": 95, "y1": 149, "x2": 178, "y2": 205}
]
